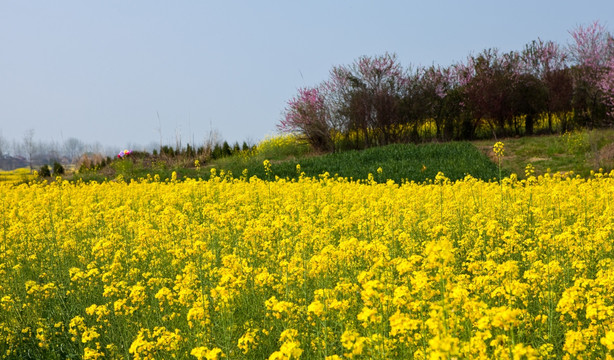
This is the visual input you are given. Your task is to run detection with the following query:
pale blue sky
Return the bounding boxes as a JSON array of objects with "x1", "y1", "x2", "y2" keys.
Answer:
[{"x1": 1, "y1": 1, "x2": 613, "y2": 151}]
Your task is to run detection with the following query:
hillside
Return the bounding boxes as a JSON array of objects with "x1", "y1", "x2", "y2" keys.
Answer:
[
  {"x1": 12, "y1": 128, "x2": 613, "y2": 185},
  {"x1": 473, "y1": 128, "x2": 614, "y2": 177}
]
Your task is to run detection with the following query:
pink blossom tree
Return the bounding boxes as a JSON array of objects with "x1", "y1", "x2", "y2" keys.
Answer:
[
  {"x1": 416, "y1": 65, "x2": 456, "y2": 139},
  {"x1": 459, "y1": 48, "x2": 522, "y2": 137},
  {"x1": 279, "y1": 23, "x2": 614, "y2": 149},
  {"x1": 522, "y1": 39, "x2": 568, "y2": 78},
  {"x1": 568, "y1": 21, "x2": 614, "y2": 124},
  {"x1": 599, "y1": 57, "x2": 614, "y2": 119},
  {"x1": 569, "y1": 21, "x2": 611, "y2": 72},
  {"x1": 326, "y1": 53, "x2": 408, "y2": 148},
  {"x1": 279, "y1": 85, "x2": 334, "y2": 152},
  {"x1": 521, "y1": 39, "x2": 572, "y2": 131}
]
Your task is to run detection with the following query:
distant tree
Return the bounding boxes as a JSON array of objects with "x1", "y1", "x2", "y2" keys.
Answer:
[
  {"x1": 462, "y1": 49, "x2": 518, "y2": 137},
  {"x1": 175, "y1": 129, "x2": 182, "y2": 154},
  {"x1": 161, "y1": 145, "x2": 175, "y2": 157},
  {"x1": 232, "y1": 142, "x2": 240, "y2": 153},
  {"x1": 64, "y1": 137, "x2": 84, "y2": 162},
  {"x1": 23, "y1": 129, "x2": 35, "y2": 170},
  {"x1": 521, "y1": 39, "x2": 571, "y2": 132},
  {"x1": 415, "y1": 65, "x2": 455, "y2": 139},
  {"x1": 568, "y1": 21, "x2": 612, "y2": 74},
  {"x1": 242, "y1": 141, "x2": 249, "y2": 151},
  {"x1": 599, "y1": 57, "x2": 614, "y2": 119},
  {"x1": 185, "y1": 143, "x2": 195, "y2": 158},
  {"x1": 91, "y1": 141, "x2": 104, "y2": 154},
  {"x1": 53, "y1": 161, "x2": 65, "y2": 175},
  {"x1": 327, "y1": 53, "x2": 407, "y2": 147},
  {"x1": 11, "y1": 139, "x2": 22, "y2": 158},
  {"x1": 222, "y1": 141, "x2": 232, "y2": 156},
  {"x1": 279, "y1": 85, "x2": 334, "y2": 152},
  {"x1": 203, "y1": 127, "x2": 222, "y2": 157},
  {"x1": 0, "y1": 131, "x2": 5, "y2": 157},
  {"x1": 511, "y1": 73, "x2": 548, "y2": 135},
  {"x1": 276, "y1": 26, "x2": 613, "y2": 148},
  {"x1": 46, "y1": 140, "x2": 61, "y2": 162},
  {"x1": 39, "y1": 164, "x2": 51, "y2": 177},
  {"x1": 211, "y1": 143, "x2": 223, "y2": 159},
  {"x1": 568, "y1": 21, "x2": 613, "y2": 125}
]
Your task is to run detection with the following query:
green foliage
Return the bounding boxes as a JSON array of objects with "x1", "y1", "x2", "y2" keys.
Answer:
[
  {"x1": 211, "y1": 143, "x2": 224, "y2": 159},
  {"x1": 160, "y1": 145, "x2": 176, "y2": 157},
  {"x1": 214, "y1": 142, "x2": 503, "y2": 183},
  {"x1": 185, "y1": 143, "x2": 195, "y2": 158},
  {"x1": 222, "y1": 141, "x2": 232, "y2": 157},
  {"x1": 52, "y1": 161, "x2": 65, "y2": 175},
  {"x1": 561, "y1": 130, "x2": 590, "y2": 156},
  {"x1": 111, "y1": 158, "x2": 136, "y2": 178}
]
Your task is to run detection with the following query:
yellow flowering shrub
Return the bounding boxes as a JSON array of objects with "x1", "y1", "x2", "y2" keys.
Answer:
[{"x1": 1, "y1": 169, "x2": 614, "y2": 358}]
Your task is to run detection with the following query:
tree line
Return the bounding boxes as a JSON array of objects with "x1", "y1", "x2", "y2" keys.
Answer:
[
  {"x1": 280, "y1": 21, "x2": 614, "y2": 152},
  {"x1": 0, "y1": 130, "x2": 113, "y2": 169}
]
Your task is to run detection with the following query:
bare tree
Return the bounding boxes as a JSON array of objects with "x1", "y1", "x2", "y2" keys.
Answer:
[
  {"x1": 175, "y1": 127, "x2": 182, "y2": 152},
  {"x1": 157, "y1": 111, "x2": 163, "y2": 151},
  {"x1": 0, "y1": 131, "x2": 6, "y2": 157},
  {"x1": 146, "y1": 141, "x2": 159, "y2": 154},
  {"x1": 64, "y1": 137, "x2": 84, "y2": 163},
  {"x1": 23, "y1": 129, "x2": 35, "y2": 170},
  {"x1": 11, "y1": 139, "x2": 22, "y2": 158},
  {"x1": 203, "y1": 125, "x2": 222, "y2": 157},
  {"x1": 91, "y1": 141, "x2": 104, "y2": 154},
  {"x1": 47, "y1": 139, "x2": 61, "y2": 161}
]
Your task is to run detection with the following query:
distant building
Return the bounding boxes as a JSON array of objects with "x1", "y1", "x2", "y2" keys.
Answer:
[{"x1": 0, "y1": 155, "x2": 29, "y2": 171}]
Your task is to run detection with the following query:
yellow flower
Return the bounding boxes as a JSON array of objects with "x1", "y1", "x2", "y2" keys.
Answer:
[
  {"x1": 83, "y1": 347, "x2": 105, "y2": 360},
  {"x1": 81, "y1": 328, "x2": 100, "y2": 343},
  {"x1": 269, "y1": 329, "x2": 302, "y2": 359},
  {"x1": 191, "y1": 346, "x2": 207, "y2": 360},
  {"x1": 563, "y1": 330, "x2": 587, "y2": 355},
  {"x1": 307, "y1": 300, "x2": 325, "y2": 317},
  {"x1": 525, "y1": 163, "x2": 535, "y2": 177},
  {"x1": 205, "y1": 347, "x2": 223, "y2": 360},
  {"x1": 493, "y1": 141, "x2": 504, "y2": 157},
  {"x1": 238, "y1": 328, "x2": 259, "y2": 354},
  {"x1": 263, "y1": 159, "x2": 272, "y2": 176},
  {"x1": 357, "y1": 306, "x2": 380, "y2": 327},
  {"x1": 601, "y1": 331, "x2": 614, "y2": 350}
]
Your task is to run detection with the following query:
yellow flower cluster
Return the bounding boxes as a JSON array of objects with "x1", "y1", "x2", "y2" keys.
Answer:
[
  {"x1": 0, "y1": 167, "x2": 36, "y2": 183},
  {"x1": 493, "y1": 141, "x2": 505, "y2": 157},
  {"x1": 1, "y1": 169, "x2": 614, "y2": 359},
  {"x1": 255, "y1": 134, "x2": 310, "y2": 159}
]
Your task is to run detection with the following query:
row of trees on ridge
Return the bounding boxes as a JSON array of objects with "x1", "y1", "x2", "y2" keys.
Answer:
[{"x1": 280, "y1": 22, "x2": 614, "y2": 151}]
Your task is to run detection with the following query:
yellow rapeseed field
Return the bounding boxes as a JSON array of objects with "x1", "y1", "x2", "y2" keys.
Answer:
[
  {"x1": 1, "y1": 164, "x2": 614, "y2": 359},
  {"x1": 0, "y1": 168, "x2": 36, "y2": 184}
]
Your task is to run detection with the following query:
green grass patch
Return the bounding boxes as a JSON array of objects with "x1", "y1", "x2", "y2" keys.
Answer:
[
  {"x1": 473, "y1": 128, "x2": 614, "y2": 177},
  {"x1": 211, "y1": 142, "x2": 504, "y2": 183}
]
